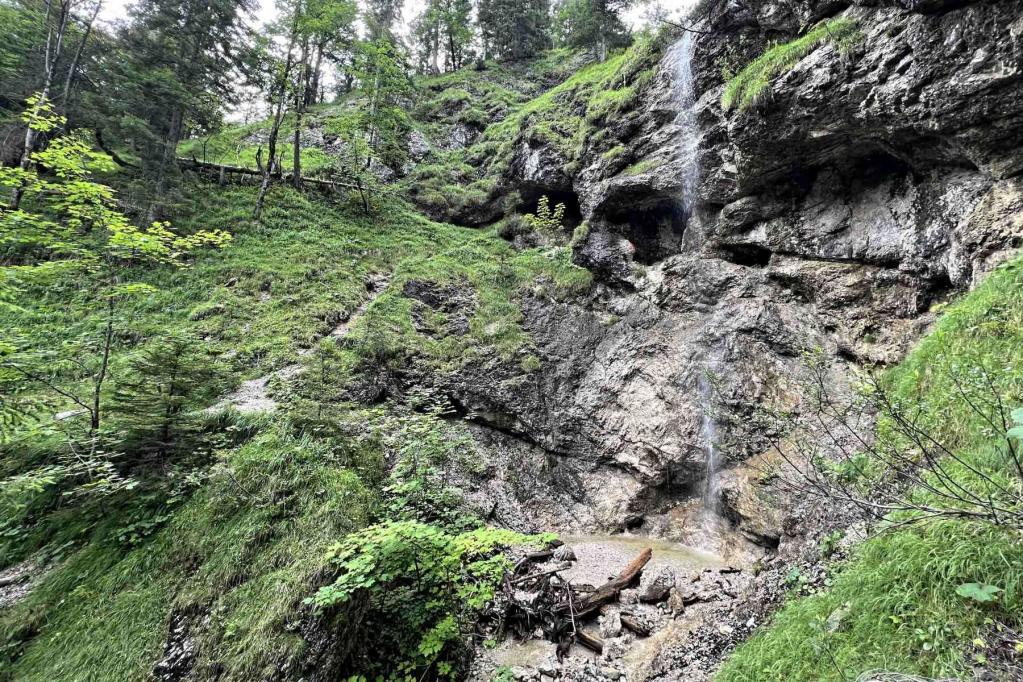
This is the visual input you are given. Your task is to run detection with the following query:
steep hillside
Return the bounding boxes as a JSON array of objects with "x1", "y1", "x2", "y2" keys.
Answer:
[
  {"x1": 2, "y1": 0, "x2": 1022, "y2": 680},
  {"x1": 0, "y1": 186, "x2": 589, "y2": 680}
]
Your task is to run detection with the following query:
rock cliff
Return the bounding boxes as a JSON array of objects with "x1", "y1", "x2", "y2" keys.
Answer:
[{"x1": 430, "y1": 0, "x2": 1023, "y2": 555}]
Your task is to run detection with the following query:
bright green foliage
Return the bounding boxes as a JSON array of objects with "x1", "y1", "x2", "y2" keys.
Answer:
[
  {"x1": 722, "y1": 18, "x2": 861, "y2": 112},
  {"x1": 322, "y1": 39, "x2": 413, "y2": 210},
  {"x1": 307, "y1": 520, "x2": 540, "y2": 679},
  {"x1": 91, "y1": 0, "x2": 254, "y2": 211},
  {"x1": 718, "y1": 258, "x2": 1023, "y2": 681},
  {"x1": 0, "y1": 100, "x2": 230, "y2": 434},
  {"x1": 111, "y1": 334, "x2": 226, "y2": 456},
  {"x1": 410, "y1": 0, "x2": 475, "y2": 73},
  {"x1": 379, "y1": 402, "x2": 481, "y2": 529},
  {"x1": 1008, "y1": 408, "x2": 1023, "y2": 441},
  {"x1": 475, "y1": 32, "x2": 664, "y2": 180},
  {"x1": 553, "y1": 0, "x2": 634, "y2": 60},
  {"x1": 0, "y1": 424, "x2": 380, "y2": 681},
  {"x1": 955, "y1": 582, "x2": 1002, "y2": 604},
  {"x1": 523, "y1": 195, "x2": 566, "y2": 236},
  {"x1": 0, "y1": 178, "x2": 589, "y2": 679}
]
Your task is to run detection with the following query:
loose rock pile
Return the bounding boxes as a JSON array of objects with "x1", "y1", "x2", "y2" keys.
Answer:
[{"x1": 475, "y1": 543, "x2": 746, "y2": 681}]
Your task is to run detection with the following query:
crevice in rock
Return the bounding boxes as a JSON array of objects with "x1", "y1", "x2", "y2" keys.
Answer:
[
  {"x1": 604, "y1": 201, "x2": 688, "y2": 265},
  {"x1": 918, "y1": 270, "x2": 955, "y2": 311},
  {"x1": 718, "y1": 244, "x2": 773, "y2": 268},
  {"x1": 517, "y1": 186, "x2": 583, "y2": 229}
]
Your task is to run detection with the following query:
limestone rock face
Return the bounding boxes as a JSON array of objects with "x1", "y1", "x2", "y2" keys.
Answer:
[{"x1": 427, "y1": 0, "x2": 1023, "y2": 542}]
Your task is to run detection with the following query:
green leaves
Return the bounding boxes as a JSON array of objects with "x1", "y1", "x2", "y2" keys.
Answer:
[
  {"x1": 523, "y1": 195, "x2": 566, "y2": 237},
  {"x1": 1, "y1": 108, "x2": 232, "y2": 432},
  {"x1": 307, "y1": 519, "x2": 541, "y2": 678},
  {"x1": 955, "y1": 583, "x2": 1003, "y2": 604},
  {"x1": 1007, "y1": 408, "x2": 1023, "y2": 441}
]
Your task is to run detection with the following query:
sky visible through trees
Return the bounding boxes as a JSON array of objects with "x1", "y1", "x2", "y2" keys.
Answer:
[{"x1": 96, "y1": 0, "x2": 696, "y2": 39}]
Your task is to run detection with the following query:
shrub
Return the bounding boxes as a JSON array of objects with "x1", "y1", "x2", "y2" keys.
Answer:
[{"x1": 306, "y1": 521, "x2": 541, "y2": 679}]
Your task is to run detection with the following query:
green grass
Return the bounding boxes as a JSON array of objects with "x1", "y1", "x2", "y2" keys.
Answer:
[
  {"x1": 0, "y1": 181, "x2": 592, "y2": 679},
  {"x1": 1, "y1": 420, "x2": 381, "y2": 682},
  {"x1": 177, "y1": 113, "x2": 338, "y2": 176},
  {"x1": 404, "y1": 33, "x2": 667, "y2": 221},
  {"x1": 717, "y1": 257, "x2": 1023, "y2": 681},
  {"x1": 722, "y1": 18, "x2": 861, "y2": 112}
]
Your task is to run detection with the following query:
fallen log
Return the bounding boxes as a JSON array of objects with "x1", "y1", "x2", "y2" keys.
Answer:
[
  {"x1": 513, "y1": 549, "x2": 554, "y2": 574},
  {"x1": 176, "y1": 157, "x2": 360, "y2": 191},
  {"x1": 575, "y1": 630, "x2": 603, "y2": 654},
  {"x1": 620, "y1": 614, "x2": 651, "y2": 637},
  {"x1": 508, "y1": 562, "x2": 572, "y2": 586},
  {"x1": 557, "y1": 547, "x2": 652, "y2": 618}
]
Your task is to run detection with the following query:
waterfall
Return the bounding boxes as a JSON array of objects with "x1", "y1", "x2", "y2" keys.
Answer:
[
  {"x1": 697, "y1": 371, "x2": 721, "y2": 513},
  {"x1": 667, "y1": 32, "x2": 700, "y2": 218},
  {"x1": 668, "y1": 33, "x2": 720, "y2": 512}
]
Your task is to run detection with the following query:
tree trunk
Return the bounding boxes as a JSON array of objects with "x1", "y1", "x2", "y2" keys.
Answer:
[
  {"x1": 59, "y1": 0, "x2": 102, "y2": 115},
  {"x1": 308, "y1": 41, "x2": 323, "y2": 106},
  {"x1": 255, "y1": 16, "x2": 299, "y2": 219},
  {"x1": 147, "y1": 105, "x2": 183, "y2": 224},
  {"x1": 92, "y1": 294, "x2": 115, "y2": 435},
  {"x1": 292, "y1": 35, "x2": 309, "y2": 190},
  {"x1": 556, "y1": 548, "x2": 652, "y2": 618},
  {"x1": 13, "y1": 0, "x2": 71, "y2": 209}
]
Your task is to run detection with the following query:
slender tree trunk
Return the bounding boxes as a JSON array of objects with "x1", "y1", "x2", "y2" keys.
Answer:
[
  {"x1": 59, "y1": 0, "x2": 102, "y2": 115},
  {"x1": 292, "y1": 35, "x2": 309, "y2": 190},
  {"x1": 255, "y1": 17, "x2": 299, "y2": 219},
  {"x1": 13, "y1": 0, "x2": 70, "y2": 209},
  {"x1": 92, "y1": 294, "x2": 115, "y2": 435},
  {"x1": 147, "y1": 105, "x2": 183, "y2": 223},
  {"x1": 21, "y1": 0, "x2": 70, "y2": 166},
  {"x1": 308, "y1": 41, "x2": 323, "y2": 106}
]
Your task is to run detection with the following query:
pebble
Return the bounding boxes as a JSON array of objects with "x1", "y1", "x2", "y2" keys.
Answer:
[{"x1": 599, "y1": 610, "x2": 622, "y2": 638}]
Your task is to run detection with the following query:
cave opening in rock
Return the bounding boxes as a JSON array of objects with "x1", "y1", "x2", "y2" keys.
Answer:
[
  {"x1": 517, "y1": 187, "x2": 583, "y2": 230},
  {"x1": 604, "y1": 200, "x2": 687, "y2": 264},
  {"x1": 719, "y1": 243, "x2": 773, "y2": 268}
]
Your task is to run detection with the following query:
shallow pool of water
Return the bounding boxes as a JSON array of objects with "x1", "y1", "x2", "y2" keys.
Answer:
[{"x1": 559, "y1": 534, "x2": 723, "y2": 586}]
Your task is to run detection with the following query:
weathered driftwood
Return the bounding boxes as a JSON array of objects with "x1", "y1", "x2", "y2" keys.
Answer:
[
  {"x1": 498, "y1": 546, "x2": 654, "y2": 658},
  {"x1": 508, "y1": 562, "x2": 572, "y2": 586},
  {"x1": 620, "y1": 614, "x2": 651, "y2": 637},
  {"x1": 512, "y1": 549, "x2": 555, "y2": 574},
  {"x1": 556, "y1": 547, "x2": 652, "y2": 618},
  {"x1": 575, "y1": 630, "x2": 603, "y2": 654}
]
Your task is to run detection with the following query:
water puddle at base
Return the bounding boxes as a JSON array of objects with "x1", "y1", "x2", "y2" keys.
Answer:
[{"x1": 559, "y1": 534, "x2": 723, "y2": 587}]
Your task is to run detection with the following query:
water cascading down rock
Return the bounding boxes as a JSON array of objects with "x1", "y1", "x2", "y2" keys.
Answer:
[{"x1": 669, "y1": 32, "x2": 723, "y2": 518}]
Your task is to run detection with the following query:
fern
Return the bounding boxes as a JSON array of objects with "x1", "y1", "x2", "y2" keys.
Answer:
[{"x1": 722, "y1": 18, "x2": 861, "y2": 112}]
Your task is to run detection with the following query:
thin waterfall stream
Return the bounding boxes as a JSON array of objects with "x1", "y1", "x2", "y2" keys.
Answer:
[
  {"x1": 668, "y1": 32, "x2": 700, "y2": 220},
  {"x1": 668, "y1": 33, "x2": 723, "y2": 515},
  {"x1": 698, "y1": 371, "x2": 721, "y2": 513}
]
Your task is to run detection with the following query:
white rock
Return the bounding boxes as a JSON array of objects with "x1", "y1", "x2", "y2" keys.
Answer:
[{"x1": 599, "y1": 610, "x2": 622, "y2": 638}]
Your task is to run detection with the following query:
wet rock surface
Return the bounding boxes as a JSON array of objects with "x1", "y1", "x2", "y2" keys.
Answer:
[
  {"x1": 432, "y1": 0, "x2": 1023, "y2": 546},
  {"x1": 448, "y1": 0, "x2": 1022, "y2": 678}
]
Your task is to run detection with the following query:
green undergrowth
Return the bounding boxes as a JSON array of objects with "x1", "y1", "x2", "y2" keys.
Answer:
[
  {"x1": 177, "y1": 109, "x2": 337, "y2": 175},
  {"x1": 722, "y1": 17, "x2": 861, "y2": 112},
  {"x1": 717, "y1": 257, "x2": 1023, "y2": 681},
  {"x1": 404, "y1": 34, "x2": 668, "y2": 222},
  {"x1": 1, "y1": 421, "x2": 380, "y2": 681},
  {"x1": 0, "y1": 181, "x2": 589, "y2": 679},
  {"x1": 473, "y1": 32, "x2": 666, "y2": 178}
]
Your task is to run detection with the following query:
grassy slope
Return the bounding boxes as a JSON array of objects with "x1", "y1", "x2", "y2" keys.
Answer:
[
  {"x1": 402, "y1": 35, "x2": 667, "y2": 221},
  {"x1": 717, "y1": 258, "x2": 1023, "y2": 681},
  {"x1": 0, "y1": 184, "x2": 590, "y2": 680}
]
